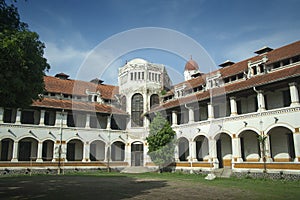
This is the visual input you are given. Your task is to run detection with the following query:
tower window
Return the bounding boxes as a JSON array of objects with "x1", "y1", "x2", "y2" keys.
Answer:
[{"x1": 131, "y1": 93, "x2": 144, "y2": 127}]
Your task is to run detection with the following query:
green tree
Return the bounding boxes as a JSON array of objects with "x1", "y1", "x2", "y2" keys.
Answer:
[
  {"x1": 0, "y1": 0, "x2": 50, "y2": 108},
  {"x1": 147, "y1": 112, "x2": 176, "y2": 172}
]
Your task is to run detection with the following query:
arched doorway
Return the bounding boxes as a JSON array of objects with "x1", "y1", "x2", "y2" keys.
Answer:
[
  {"x1": 42, "y1": 140, "x2": 54, "y2": 161},
  {"x1": 178, "y1": 137, "x2": 189, "y2": 161},
  {"x1": 18, "y1": 137, "x2": 38, "y2": 161},
  {"x1": 67, "y1": 139, "x2": 83, "y2": 161},
  {"x1": 131, "y1": 142, "x2": 144, "y2": 166},
  {"x1": 111, "y1": 141, "x2": 125, "y2": 161},
  {"x1": 0, "y1": 138, "x2": 14, "y2": 161},
  {"x1": 268, "y1": 126, "x2": 295, "y2": 162},
  {"x1": 239, "y1": 130, "x2": 260, "y2": 162},
  {"x1": 90, "y1": 140, "x2": 105, "y2": 161},
  {"x1": 194, "y1": 135, "x2": 209, "y2": 161},
  {"x1": 216, "y1": 133, "x2": 232, "y2": 168}
]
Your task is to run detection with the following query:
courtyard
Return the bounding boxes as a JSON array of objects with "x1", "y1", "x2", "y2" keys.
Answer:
[{"x1": 0, "y1": 172, "x2": 299, "y2": 199}]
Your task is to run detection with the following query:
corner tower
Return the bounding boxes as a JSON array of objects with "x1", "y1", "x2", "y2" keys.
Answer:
[{"x1": 184, "y1": 57, "x2": 200, "y2": 81}]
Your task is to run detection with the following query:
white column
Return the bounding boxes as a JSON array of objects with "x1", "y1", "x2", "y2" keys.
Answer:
[
  {"x1": 0, "y1": 107, "x2": 4, "y2": 123},
  {"x1": 191, "y1": 141, "x2": 197, "y2": 161},
  {"x1": 85, "y1": 114, "x2": 90, "y2": 128},
  {"x1": 55, "y1": 111, "x2": 67, "y2": 127},
  {"x1": 208, "y1": 139, "x2": 218, "y2": 169},
  {"x1": 125, "y1": 143, "x2": 131, "y2": 165},
  {"x1": 232, "y1": 136, "x2": 243, "y2": 163},
  {"x1": 261, "y1": 134, "x2": 272, "y2": 162},
  {"x1": 289, "y1": 82, "x2": 300, "y2": 107},
  {"x1": 256, "y1": 90, "x2": 266, "y2": 112},
  {"x1": 174, "y1": 144, "x2": 179, "y2": 162},
  {"x1": 207, "y1": 103, "x2": 214, "y2": 120},
  {"x1": 104, "y1": 143, "x2": 111, "y2": 162},
  {"x1": 40, "y1": 110, "x2": 45, "y2": 125},
  {"x1": 172, "y1": 111, "x2": 177, "y2": 126},
  {"x1": 293, "y1": 130, "x2": 300, "y2": 162},
  {"x1": 36, "y1": 142, "x2": 43, "y2": 162},
  {"x1": 143, "y1": 143, "x2": 149, "y2": 166},
  {"x1": 11, "y1": 141, "x2": 18, "y2": 162},
  {"x1": 52, "y1": 142, "x2": 59, "y2": 162},
  {"x1": 188, "y1": 108, "x2": 194, "y2": 123},
  {"x1": 230, "y1": 97, "x2": 238, "y2": 116},
  {"x1": 82, "y1": 142, "x2": 90, "y2": 162},
  {"x1": 15, "y1": 109, "x2": 21, "y2": 124},
  {"x1": 106, "y1": 115, "x2": 111, "y2": 130}
]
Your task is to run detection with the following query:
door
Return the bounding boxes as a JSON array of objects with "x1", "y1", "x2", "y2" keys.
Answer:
[
  {"x1": 1, "y1": 140, "x2": 9, "y2": 161},
  {"x1": 217, "y1": 139, "x2": 223, "y2": 168},
  {"x1": 131, "y1": 143, "x2": 143, "y2": 166},
  {"x1": 67, "y1": 143, "x2": 75, "y2": 161},
  {"x1": 19, "y1": 142, "x2": 31, "y2": 161}
]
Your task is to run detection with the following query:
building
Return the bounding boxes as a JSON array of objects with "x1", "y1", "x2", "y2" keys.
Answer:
[{"x1": 0, "y1": 40, "x2": 300, "y2": 176}]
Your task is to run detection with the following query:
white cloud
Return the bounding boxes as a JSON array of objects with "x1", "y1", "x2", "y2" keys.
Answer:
[{"x1": 44, "y1": 42, "x2": 89, "y2": 78}]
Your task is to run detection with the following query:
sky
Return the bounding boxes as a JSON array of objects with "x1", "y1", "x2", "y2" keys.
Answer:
[{"x1": 11, "y1": 0, "x2": 300, "y2": 85}]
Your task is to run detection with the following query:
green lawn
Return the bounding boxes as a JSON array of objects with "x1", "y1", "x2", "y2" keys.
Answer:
[{"x1": 0, "y1": 172, "x2": 299, "y2": 199}]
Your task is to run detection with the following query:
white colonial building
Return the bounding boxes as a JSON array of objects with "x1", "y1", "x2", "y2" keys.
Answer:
[{"x1": 0, "y1": 40, "x2": 300, "y2": 176}]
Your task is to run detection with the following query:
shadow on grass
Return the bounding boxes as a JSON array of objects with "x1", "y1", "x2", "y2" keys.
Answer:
[{"x1": 0, "y1": 175, "x2": 168, "y2": 199}]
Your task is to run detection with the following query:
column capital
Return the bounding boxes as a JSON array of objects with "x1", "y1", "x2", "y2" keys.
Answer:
[
  {"x1": 229, "y1": 96, "x2": 236, "y2": 100},
  {"x1": 289, "y1": 82, "x2": 298, "y2": 87}
]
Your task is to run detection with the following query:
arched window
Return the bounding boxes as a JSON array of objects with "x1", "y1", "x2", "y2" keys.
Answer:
[
  {"x1": 131, "y1": 93, "x2": 143, "y2": 127},
  {"x1": 150, "y1": 94, "x2": 159, "y2": 108}
]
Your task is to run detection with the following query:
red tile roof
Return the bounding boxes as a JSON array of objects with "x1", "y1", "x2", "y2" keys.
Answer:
[
  {"x1": 161, "y1": 40, "x2": 300, "y2": 104},
  {"x1": 151, "y1": 64, "x2": 300, "y2": 112},
  {"x1": 44, "y1": 76, "x2": 118, "y2": 100},
  {"x1": 32, "y1": 97, "x2": 127, "y2": 115}
]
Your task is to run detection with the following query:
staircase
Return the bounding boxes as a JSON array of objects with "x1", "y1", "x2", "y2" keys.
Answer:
[
  {"x1": 120, "y1": 166, "x2": 155, "y2": 174},
  {"x1": 213, "y1": 168, "x2": 232, "y2": 178}
]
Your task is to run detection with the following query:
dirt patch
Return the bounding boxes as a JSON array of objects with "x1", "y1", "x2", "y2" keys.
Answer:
[{"x1": 0, "y1": 175, "x2": 257, "y2": 200}]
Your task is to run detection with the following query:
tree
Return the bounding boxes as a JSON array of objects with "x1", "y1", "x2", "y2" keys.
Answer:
[
  {"x1": 146, "y1": 112, "x2": 176, "y2": 172},
  {"x1": 0, "y1": 0, "x2": 50, "y2": 108}
]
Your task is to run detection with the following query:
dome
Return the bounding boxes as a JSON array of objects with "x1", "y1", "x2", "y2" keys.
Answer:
[
  {"x1": 127, "y1": 58, "x2": 148, "y2": 65},
  {"x1": 184, "y1": 58, "x2": 199, "y2": 71}
]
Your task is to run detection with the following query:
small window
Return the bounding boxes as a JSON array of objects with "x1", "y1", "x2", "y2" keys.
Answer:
[
  {"x1": 282, "y1": 59, "x2": 290, "y2": 66},
  {"x1": 149, "y1": 72, "x2": 151, "y2": 80},
  {"x1": 141, "y1": 72, "x2": 144, "y2": 80},
  {"x1": 273, "y1": 62, "x2": 280, "y2": 69},
  {"x1": 94, "y1": 96, "x2": 97, "y2": 102},
  {"x1": 252, "y1": 67, "x2": 257, "y2": 75},
  {"x1": 138, "y1": 72, "x2": 141, "y2": 80},
  {"x1": 130, "y1": 73, "x2": 133, "y2": 80},
  {"x1": 158, "y1": 74, "x2": 161, "y2": 82},
  {"x1": 134, "y1": 72, "x2": 137, "y2": 80}
]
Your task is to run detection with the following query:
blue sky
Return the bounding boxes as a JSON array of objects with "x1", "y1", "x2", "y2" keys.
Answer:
[{"x1": 12, "y1": 0, "x2": 300, "y2": 85}]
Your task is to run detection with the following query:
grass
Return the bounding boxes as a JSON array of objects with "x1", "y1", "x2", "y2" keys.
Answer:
[{"x1": 1, "y1": 171, "x2": 299, "y2": 199}]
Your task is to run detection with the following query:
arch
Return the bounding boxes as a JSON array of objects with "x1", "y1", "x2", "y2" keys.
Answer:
[
  {"x1": 216, "y1": 133, "x2": 232, "y2": 168},
  {"x1": 131, "y1": 93, "x2": 144, "y2": 127},
  {"x1": 0, "y1": 138, "x2": 14, "y2": 161},
  {"x1": 18, "y1": 137, "x2": 38, "y2": 161},
  {"x1": 236, "y1": 127, "x2": 260, "y2": 137},
  {"x1": 42, "y1": 140, "x2": 54, "y2": 161},
  {"x1": 111, "y1": 141, "x2": 125, "y2": 161},
  {"x1": 239, "y1": 130, "x2": 260, "y2": 162},
  {"x1": 66, "y1": 139, "x2": 83, "y2": 161},
  {"x1": 267, "y1": 126, "x2": 295, "y2": 162},
  {"x1": 178, "y1": 137, "x2": 189, "y2": 161},
  {"x1": 194, "y1": 135, "x2": 209, "y2": 161},
  {"x1": 265, "y1": 123, "x2": 294, "y2": 135},
  {"x1": 150, "y1": 94, "x2": 159, "y2": 108},
  {"x1": 90, "y1": 140, "x2": 105, "y2": 161}
]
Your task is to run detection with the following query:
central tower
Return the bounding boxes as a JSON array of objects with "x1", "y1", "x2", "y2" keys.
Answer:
[{"x1": 118, "y1": 58, "x2": 171, "y2": 129}]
